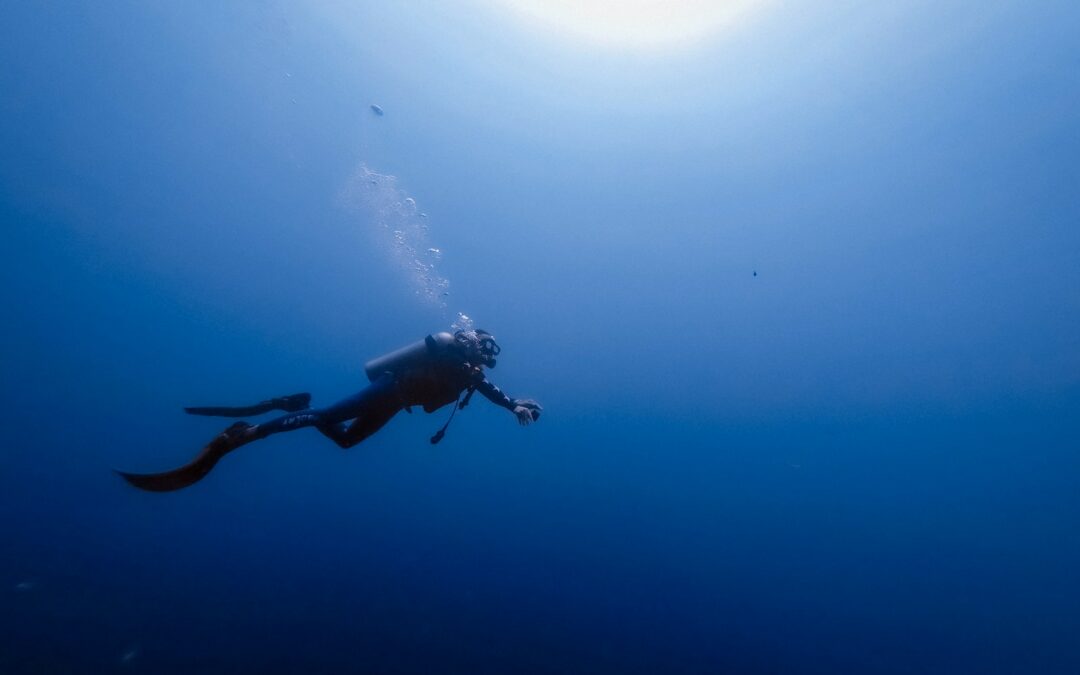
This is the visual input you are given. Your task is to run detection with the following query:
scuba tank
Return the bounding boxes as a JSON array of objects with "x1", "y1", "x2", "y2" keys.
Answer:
[{"x1": 364, "y1": 332, "x2": 457, "y2": 382}]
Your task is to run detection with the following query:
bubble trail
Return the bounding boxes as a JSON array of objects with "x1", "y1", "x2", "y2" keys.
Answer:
[{"x1": 341, "y1": 164, "x2": 453, "y2": 311}]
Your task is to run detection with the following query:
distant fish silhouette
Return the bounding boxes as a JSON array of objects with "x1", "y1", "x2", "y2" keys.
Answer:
[
  {"x1": 14, "y1": 580, "x2": 37, "y2": 592},
  {"x1": 753, "y1": 270, "x2": 758, "y2": 277},
  {"x1": 370, "y1": 104, "x2": 384, "y2": 116}
]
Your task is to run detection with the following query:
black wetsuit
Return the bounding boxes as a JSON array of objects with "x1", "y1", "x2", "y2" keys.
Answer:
[
  {"x1": 249, "y1": 359, "x2": 517, "y2": 449},
  {"x1": 116, "y1": 351, "x2": 526, "y2": 492}
]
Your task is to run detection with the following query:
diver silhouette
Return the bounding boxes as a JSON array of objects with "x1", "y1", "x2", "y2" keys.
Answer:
[{"x1": 118, "y1": 330, "x2": 542, "y2": 492}]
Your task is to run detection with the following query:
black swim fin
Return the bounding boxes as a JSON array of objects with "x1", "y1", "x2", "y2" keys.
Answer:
[
  {"x1": 116, "y1": 422, "x2": 253, "y2": 492},
  {"x1": 184, "y1": 393, "x2": 311, "y2": 417}
]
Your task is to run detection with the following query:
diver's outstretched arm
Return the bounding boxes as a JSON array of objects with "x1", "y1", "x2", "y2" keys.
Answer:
[{"x1": 474, "y1": 378, "x2": 542, "y2": 425}]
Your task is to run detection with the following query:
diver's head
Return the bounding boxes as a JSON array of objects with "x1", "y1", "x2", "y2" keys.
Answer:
[{"x1": 454, "y1": 329, "x2": 501, "y2": 368}]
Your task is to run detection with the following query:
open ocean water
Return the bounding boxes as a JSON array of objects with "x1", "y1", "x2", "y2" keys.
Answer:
[{"x1": 2, "y1": 2, "x2": 1079, "y2": 673}]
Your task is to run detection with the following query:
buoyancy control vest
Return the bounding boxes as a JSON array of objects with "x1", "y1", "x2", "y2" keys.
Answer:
[{"x1": 364, "y1": 333, "x2": 479, "y2": 413}]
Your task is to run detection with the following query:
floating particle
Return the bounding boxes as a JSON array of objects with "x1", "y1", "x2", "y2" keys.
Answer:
[
  {"x1": 120, "y1": 645, "x2": 141, "y2": 665},
  {"x1": 370, "y1": 104, "x2": 384, "y2": 116}
]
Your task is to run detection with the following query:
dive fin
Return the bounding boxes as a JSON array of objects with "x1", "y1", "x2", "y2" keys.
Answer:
[
  {"x1": 116, "y1": 422, "x2": 252, "y2": 492},
  {"x1": 274, "y1": 392, "x2": 312, "y2": 412},
  {"x1": 184, "y1": 393, "x2": 311, "y2": 417}
]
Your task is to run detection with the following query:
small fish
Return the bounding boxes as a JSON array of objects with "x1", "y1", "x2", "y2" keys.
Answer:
[
  {"x1": 14, "y1": 581, "x2": 36, "y2": 592},
  {"x1": 370, "y1": 104, "x2": 384, "y2": 116}
]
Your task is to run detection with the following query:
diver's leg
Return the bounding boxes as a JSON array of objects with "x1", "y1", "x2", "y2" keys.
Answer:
[
  {"x1": 245, "y1": 406, "x2": 344, "y2": 441},
  {"x1": 117, "y1": 379, "x2": 395, "y2": 492},
  {"x1": 185, "y1": 393, "x2": 312, "y2": 417},
  {"x1": 249, "y1": 374, "x2": 399, "y2": 446},
  {"x1": 313, "y1": 376, "x2": 402, "y2": 449},
  {"x1": 119, "y1": 401, "x2": 350, "y2": 493},
  {"x1": 315, "y1": 402, "x2": 400, "y2": 449},
  {"x1": 118, "y1": 399, "x2": 344, "y2": 492}
]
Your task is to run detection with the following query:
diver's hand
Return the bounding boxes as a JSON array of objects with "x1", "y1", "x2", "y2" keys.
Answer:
[{"x1": 512, "y1": 399, "x2": 542, "y2": 426}]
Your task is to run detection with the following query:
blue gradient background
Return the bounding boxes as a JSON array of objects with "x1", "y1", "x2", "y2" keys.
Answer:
[{"x1": 2, "y1": 1, "x2": 1079, "y2": 672}]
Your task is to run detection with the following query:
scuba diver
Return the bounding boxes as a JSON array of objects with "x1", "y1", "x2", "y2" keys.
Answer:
[{"x1": 118, "y1": 329, "x2": 542, "y2": 492}]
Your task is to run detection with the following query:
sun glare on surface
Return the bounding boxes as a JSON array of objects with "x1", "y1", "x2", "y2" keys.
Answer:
[{"x1": 490, "y1": 0, "x2": 766, "y2": 50}]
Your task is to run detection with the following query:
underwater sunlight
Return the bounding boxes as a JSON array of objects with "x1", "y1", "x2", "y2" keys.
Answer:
[{"x1": 488, "y1": 0, "x2": 769, "y2": 50}]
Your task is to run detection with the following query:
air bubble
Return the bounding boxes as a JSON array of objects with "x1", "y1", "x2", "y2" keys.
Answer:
[{"x1": 342, "y1": 163, "x2": 458, "y2": 313}]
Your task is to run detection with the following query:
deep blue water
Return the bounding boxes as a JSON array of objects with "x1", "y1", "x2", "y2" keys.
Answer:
[{"x1": 3, "y1": 2, "x2": 1079, "y2": 673}]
